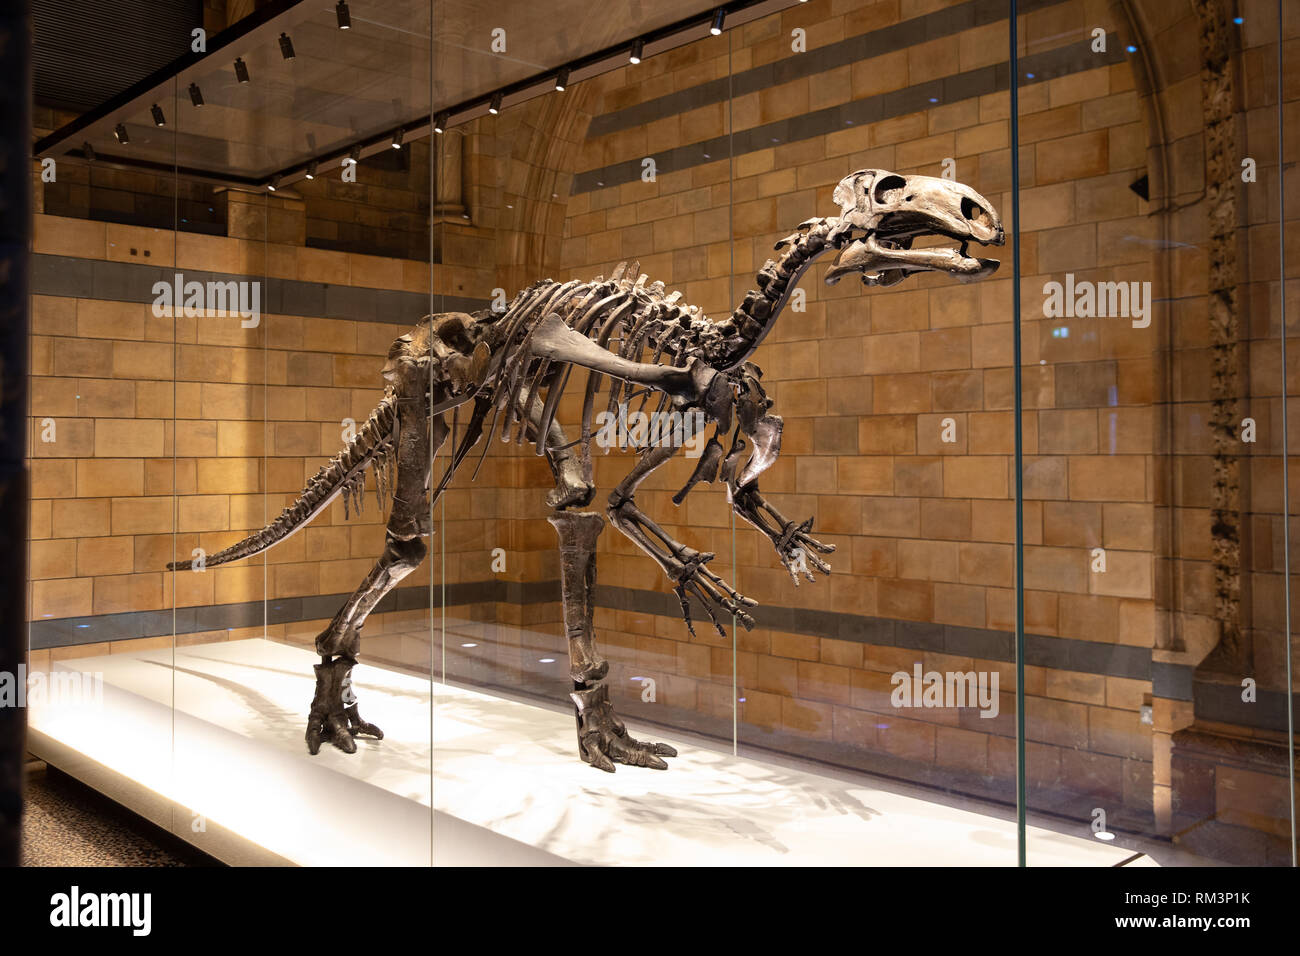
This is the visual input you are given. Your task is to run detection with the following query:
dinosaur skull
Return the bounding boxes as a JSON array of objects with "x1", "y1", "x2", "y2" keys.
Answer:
[{"x1": 824, "y1": 168, "x2": 1004, "y2": 287}]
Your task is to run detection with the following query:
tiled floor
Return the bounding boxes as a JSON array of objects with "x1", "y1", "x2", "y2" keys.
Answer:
[{"x1": 21, "y1": 764, "x2": 214, "y2": 867}]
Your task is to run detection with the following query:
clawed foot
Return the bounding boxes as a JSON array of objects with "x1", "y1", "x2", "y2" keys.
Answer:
[
  {"x1": 775, "y1": 516, "x2": 836, "y2": 584},
  {"x1": 571, "y1": 683, "x2": 677, "y2": 772},
  {"x1": 306, "y1": 657, "x2": 383, "y2": 755},
  {"x1": 668, "y1": 545, "x2": 758, "y2": 637}
]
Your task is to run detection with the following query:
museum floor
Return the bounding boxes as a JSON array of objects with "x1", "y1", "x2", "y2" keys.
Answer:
[
  {"x1": 23, "y1": 638, "x2": 1185, "y2": 866},
  {"x1": 21, "y1": 762, "x2": 212, "y2": 867}
]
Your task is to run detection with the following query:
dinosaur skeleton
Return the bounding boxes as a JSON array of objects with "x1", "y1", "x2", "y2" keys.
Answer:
[{"x1": 167, "y1": 169, "x2": 1003, "y2": 770}]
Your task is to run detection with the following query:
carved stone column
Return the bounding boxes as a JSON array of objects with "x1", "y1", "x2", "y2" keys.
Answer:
[
  {"x1": 433, "y1": 130, "x2": 467, "y2": 223},
  {"x1": 1196, "y1": 0, "x2": 1243, "y2": 678},
  {"x1": 1169, "y1": 0, "x2": 1297, "y2": 865}
]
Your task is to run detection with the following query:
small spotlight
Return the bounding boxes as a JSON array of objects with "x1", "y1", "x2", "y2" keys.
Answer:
[
  {"x1": 348, "y1": 144, "x2": 361, "y2": 164},
  {"x1": 488, "y1": 92, "x2": 502, "y2": 114},
  {"x1": 555, "y1": 68, "x2": 569, "y2": 92},
  {"x1": 267, "y1": 175, "x2": 280, "y2": 192},
  {"x1": 336, "y1": 0, "x2": 351, "y2": 29},
  {"x1": 151, "y1": 103, "x2": 166, "y2": 127},
  {"x1": 629, "y1": 38, "x2": 644, "y2": 64},
  {"x1": 234, "y1": 57, "x2": 250, "y2": 83},
  {"x1": 711, "y1": 8, "x2": 726, "y2": 34},
  {"x1": 82, "y1": 142, "x2": 95, "y2": 162},
  {"x1": 188, "y1": 82, "x2": 204, "y2": 106},
  {"x1": 391, "y1": 128, "x2": 404, "y2": 149},
  {"x1": 433, "y1": 112, "x2": 447, "y2": 133},
  {"x1": 279, "y1": 32, "x2": 295, "y2": 60},
  {"x1": 305, "y1": 161, "x2": 317, "y2": 180},
  {"x1": 113, "y1": 123, "x2": 129, "y2": 144}
]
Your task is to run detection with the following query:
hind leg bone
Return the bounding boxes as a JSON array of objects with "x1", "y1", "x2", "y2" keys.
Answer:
[{"x1": 306, "y1": 399, "x2": 445, "y2": 755}]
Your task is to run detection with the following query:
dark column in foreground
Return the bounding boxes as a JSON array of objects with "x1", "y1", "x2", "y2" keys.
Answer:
[{"x1": 0, "y1": 0, "x2": 31, "y2": 868}]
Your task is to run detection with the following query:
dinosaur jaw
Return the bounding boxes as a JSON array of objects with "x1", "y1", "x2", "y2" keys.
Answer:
[{"x1": 824, "y1": 229, "x2": 1001, "y2": 288}]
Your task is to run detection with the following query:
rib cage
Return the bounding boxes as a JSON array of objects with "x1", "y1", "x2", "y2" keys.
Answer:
[{"x1": 471, "y1": 259, "x2": 717, "y2": 462}]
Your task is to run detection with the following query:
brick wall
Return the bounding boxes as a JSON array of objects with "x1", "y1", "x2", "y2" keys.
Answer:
[{"x1": 24, "y1": 209, "x2": 468, "y2": 671}]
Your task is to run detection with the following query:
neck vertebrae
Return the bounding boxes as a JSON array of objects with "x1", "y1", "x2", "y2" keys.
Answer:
[{"x1": 715, "y1": 218, "x2": 835, "y2": 369}]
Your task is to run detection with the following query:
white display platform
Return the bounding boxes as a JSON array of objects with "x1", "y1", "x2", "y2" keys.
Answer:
[{"x1": 28, "y1": 638, "x2": 1145, "y2": 867}]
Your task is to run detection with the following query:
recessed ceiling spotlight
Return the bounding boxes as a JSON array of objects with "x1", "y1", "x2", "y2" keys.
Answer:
[
  {"x1": 555, "y1": 68, "x2": 569, "y2": 92},
  {"x1": 391, "y1": 128, "x2": 404, "y2": 149},
  {"x1": 711, "y1": 8, "x2": 726, "y2": 34},
  {"x1": 113, "y1": 123, "x2": 129, "y2": 144},
  {"x1": 278, "y1": 32, "x2": 295, "y2": 60},
  {"x1": 188, "y1": 82, "x2": 204, "y2": 106},
  {"x1": 150, "y1": 103, "x2": 166, "y2": 127},
  {"x1": 305, "y1": 161, "x2": 317, "y2": 180},
  {"x1": 234, "y1": 57, "x2": 250, "y2": 83},
  {"x1": 629, "y1": 38, "x2": 644, "y2": 64},
  {"x1": 336, "y1": 0, "x2": 351, "y2": 29},
  {"x1": 433, "y1": 112, "x2": 447, "y2": 133},
  {"x1": 488, "y1": 92, "x2": 502, "y2": 114}
]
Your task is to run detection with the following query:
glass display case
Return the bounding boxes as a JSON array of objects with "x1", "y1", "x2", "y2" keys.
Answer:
[{"x1": 23, "y1": 0, "x2": 1298, "y2": 866}]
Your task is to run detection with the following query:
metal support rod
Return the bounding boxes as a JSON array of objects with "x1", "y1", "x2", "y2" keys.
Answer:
[
  {"x1": 1276, "y1": 0, "x2": 1297, "y2": 869},
  {"x1": 1009, "y1": 0, "x2": 1028, "y2": 868},
  {"x1": 0, "y1": 0, "x2": 32, "y2": 868}
]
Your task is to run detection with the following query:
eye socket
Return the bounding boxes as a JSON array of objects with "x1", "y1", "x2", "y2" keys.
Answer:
[
  {"x1": 961, "y1": 196, "x2": 991, "y2": 227},
  {"x1": 872, "y1": 174, "x2": 907, "y2": 204}
]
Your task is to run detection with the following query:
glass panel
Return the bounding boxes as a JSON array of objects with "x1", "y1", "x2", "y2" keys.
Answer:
[
  {"x1": 27, "y1": 78, "x2": 181, "y2": 837},
  {"x1": 725, "y1": 0, "x2": 1034, "y2": 865},
  {"x1": 1014, "y1": 1, "x2": 1297, "y2": 864},
  {"x1": 429, "y1": 2, "x2": 752, "y2": 866},
  {"x1": 30, "y1": 5, "x2": 436, "y2": 866}
]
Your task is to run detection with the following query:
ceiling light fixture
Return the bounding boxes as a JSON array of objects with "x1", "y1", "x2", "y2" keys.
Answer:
[
  {"x1": 113, "y1": 123, "x2": 129, "y2": 144},
  {"x1": 305, "y1": 161, "x2": 317, "y2": 180},
  {"x1": 433, "y1": 112, "x2": 447, "y2": 133},
  {"x1": 82, "y1": 142, "x2": 95, "y2": 162},
  {"x1": 267, "y1": 175, "x2": 280, "y2": 192},
  {"x1": 278, "y1": 32, "x2": 295, "y2": 60},
  {"x1": 348, "y1": 144, "x2": 361, "y2": 164},
  {"x1": 150, "y1": 104, "x2": 165, "y2": 127},
  {"x1": 188, "y1": 82, "x2": 204, "y2": 106},
  {"x1": 629, "y1": 39, "x2": 644, "y2": 64},
  {"x1": 336, "y1": 0, "x2": 351, "y2": 29},
  {"x1": 555, "y1": 68, "x2": 569, "y2": 92},
  {"x1": 391, "y1": 128, "x2": 404, "y2": 149},
  {"x1": 488, "y1": 92, "x2": 502, "y2": 114},
  {"x1": 234, "y1": 57, "x2": 250, "y2": 83},
  {"x1": 711, "y1": 9, "x2": 726, "y2": 34}
]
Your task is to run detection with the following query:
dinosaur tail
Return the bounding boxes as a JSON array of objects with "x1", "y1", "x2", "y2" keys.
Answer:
[{"x1": 167, "y1": 393, "x2": 399, "y2": 571}]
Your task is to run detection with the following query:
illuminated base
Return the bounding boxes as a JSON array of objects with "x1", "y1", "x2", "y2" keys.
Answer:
[{"x1": 28, "y1": 638, "x2": 1144, "y2": 866}]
